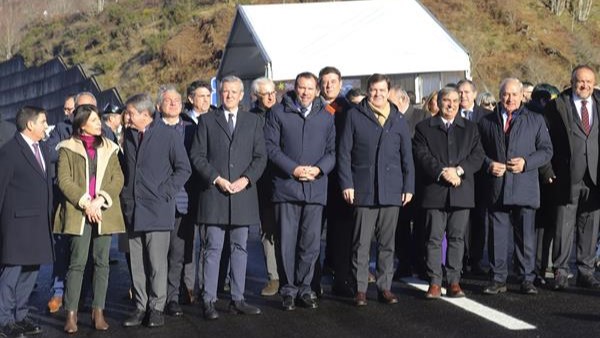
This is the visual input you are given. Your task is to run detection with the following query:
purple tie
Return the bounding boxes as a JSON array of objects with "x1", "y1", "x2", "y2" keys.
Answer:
[
  {"x1": 32, "y1": 143, "x2": 45, "y2": 173},
  {"x1": 582, "y1": 100, "x2": 590, "y2": 135}
]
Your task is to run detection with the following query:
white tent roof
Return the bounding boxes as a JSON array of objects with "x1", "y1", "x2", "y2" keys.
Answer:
[{"x1": 218, "y1": 0, "x2": 470, "y2": 81}]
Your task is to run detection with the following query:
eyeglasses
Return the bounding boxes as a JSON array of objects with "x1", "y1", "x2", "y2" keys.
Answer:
[
  {"x1": 258, "y1": 91, "x2": 276, "y2": 97},
  {"x1": 482, "y1": 102, "x2": 496, "y2": 108}
]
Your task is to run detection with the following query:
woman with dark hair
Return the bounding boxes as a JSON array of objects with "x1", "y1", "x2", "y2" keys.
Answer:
[{"x1": 54, "y1": 104, "x2": 125, "y2": 333}]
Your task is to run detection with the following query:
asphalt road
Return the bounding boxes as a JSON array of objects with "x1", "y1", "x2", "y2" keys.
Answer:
[{"x1": 27, "y1": 227, "x2": 600, "y2": 337}]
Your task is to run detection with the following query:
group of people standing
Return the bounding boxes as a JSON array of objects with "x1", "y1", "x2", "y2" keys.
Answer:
[{"x1": 0, "y1": 63, "x2": 599, "y2": 337}]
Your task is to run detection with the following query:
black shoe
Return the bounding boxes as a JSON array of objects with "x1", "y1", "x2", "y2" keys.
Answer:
[
  {"x1": 332, "y1": 282, "x2": 355, "y2": 298},
  {"x1": 553, "y1": 271, "x2": 569, "y2": 290},
  {"x1": 166, "y1": 301, "x2": 183, "y2": 317},
  {"x1": 469, "y1": 265, "x2": 488, "y2": 277},
  {"x1": 576, "y1": 275, "x2": 600, "y2": 289},
  {"x1": 122, "y1": 309, "x2": 146, "y2": 327},
  {"x1": 297, "y1": 293, "x2": 318, "y2": 309},
  {"x1": 15, "y1": 316, "x2": 42, "y2": 336},
  {"x1": 282, "y1": 296, "x2": 295, "y2": 311},
  {"x1": 229, "y1": 300, "x2": 261, "y2": 315},
  {"x1": 1, "y1": 323, "x2": 25, "y2": 338},
  {"x1": 520, "y1": 281, "x2": 538, "y2": 295},
  {"x1": 146, "y1": 310, "x2": 164, "y2": 328},
  {"x1": 482, "y1": 282, "x2": 507, "y2": 295},
  {"x1": 203, "y1": 301, "x2": 219, "y2": 320}
]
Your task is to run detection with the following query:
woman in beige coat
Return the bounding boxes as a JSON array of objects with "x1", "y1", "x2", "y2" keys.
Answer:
[{"x1": 54, "y1": 104, "x2": 125, "y2": 333}]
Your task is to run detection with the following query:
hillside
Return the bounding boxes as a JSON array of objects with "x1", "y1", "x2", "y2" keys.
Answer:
[{"x1": 13, "y1": 0, "x2": 600, "y2": 98}]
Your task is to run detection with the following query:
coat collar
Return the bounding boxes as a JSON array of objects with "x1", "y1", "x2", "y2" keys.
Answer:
[
  {"x1": 430, "y1": 114, "x2": 466, "y2": 129},
  {"x1": 16, "y1": 133, "x2": 47, "y2": 179}
]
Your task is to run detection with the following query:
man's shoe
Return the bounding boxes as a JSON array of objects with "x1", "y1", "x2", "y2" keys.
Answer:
[
  {"x1": 355, "y1": 292, "x2": 367, "y2": 306},
  {"x1": 1, "y1": 323, "x2": 24, "y2": 338},
  {"x1": 520, "y1": 281, "x2": 538, "y2": 295},
  {"x1": 576, "y1": 275, "x2": 600, "y2": 289},
  {"x1": 298, "y1": 293, "x2": 318, "y2": 309},
  {"x1": 378, "y1": 290, "x2": 398, "y2": 304},
  {"x1": 203, "y1": 301, "x2": 219, "y2": 320},
  {"x1": 47, "y1": 296, "x2": 62, "y2": 314},
  {"x1": 146, "y1": 310, "x2": 164, "y2": 328},
  {"x1": 425, "y1": 284, "x2": 441, "y2": 299},
  {"x1": 469, "y1": 265, "x2": 488, "y2": 277},
  {"x1": 282, "y1": 296, "x2": 295, "y2": 311},
  {"x1": 261, "y1": 280, "x2": 279, "y2": 297},
  {"x1": 122, "y1": 309, "x2": 146, "y2": 327},
  {"x1": 15, "y1": 316, "x2": 42, "y2": 335},
  {"x1": 166, "y1": 301, "x2": 183, "y2": 317},
  {"x1": 482, "y1": 282, "x2": 507, "y2": 295},
  {"x1": 447, "y1": 283, "x2": 465, "y2": 298},
  {"x1": 332, "y1": 281, "x2": 355, "y2": 298},
  {"x1": 553, "y1": 271, "x2": 569, "y2": 290},
  {"x1": 229, "y1": 300, "x2": 261, "y2": 315}
]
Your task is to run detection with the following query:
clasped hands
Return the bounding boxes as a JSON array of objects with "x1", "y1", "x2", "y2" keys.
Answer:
[
  {"x1": 489, "y1": 157, "x2": 525, "y2": 177},
  {"x1": 293, "y1": 165, "x2": 321, "y2": 182},
  {"x1": 441, "y1": 167, "x2": 461, "y2": 187},
  {"x1": 84, "y1": 197, "x2": 105, "y2": 223},
  {"x1": 215, "y1": 176, "x2": 250, "y2": 194}
]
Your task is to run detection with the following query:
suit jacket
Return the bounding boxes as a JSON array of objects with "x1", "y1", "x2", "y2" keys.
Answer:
[
  {"x1": 190, "y1": 108, "x2": 267, "y2": 226},
  {"x1": 413, "y1": 115, "x2": 485, "y2": 209},
  {"x1": 120, "y1": 120, "x2": 191, "y2": 232},
  {"x1": 338, "y1": 99, "x2": 415, "y2": 207},
  {"x1": 403, "y1": 105, "x2": 429, "y2": 137},
  {"x1": 462, "y1": 105, "x2": 492, "y2": 123},
  {"x1": 264, "y1": 92, "x2": 336, "y2": 205},
  {"x1": 0, "y1": 133, "x2": 54, "y2": 265},
  {"x1": 478, "y1": 106, "x2": 553, "y2": 208},
  {"x1": 544, "y1": 88, "x2": 600, "y2": 204}
]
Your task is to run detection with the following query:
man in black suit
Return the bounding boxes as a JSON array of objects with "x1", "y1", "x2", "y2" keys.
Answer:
[
  {"x1": 413, "y1": 87, "x2": 484, "y2": 298},
  {"x1": 544, "y1": 65, "x2": 600, "y2": 289},
  {"x1": 457, "y1": 79, "x2": 492, "y2": 274},
  {"x1": 0, "y1": 106, "x2": 54, "y2": 337},
  {"x1": 190, "y1": 76, "x2": 267, "y2": 320}
]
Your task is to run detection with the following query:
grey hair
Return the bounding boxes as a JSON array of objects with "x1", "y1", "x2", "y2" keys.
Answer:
[
  {"x1": 476, "y1": 92, "x2": 496, "y2": 106},
  {"x1": 156, "y1": 84, "x2": 181, "y2": 106},
  {"x1": 74, "y1": 91, "x2": 97, "y2": 108},
  {"x1": 436, "y1": 86, "x2": 460, "y2": 108},
  {"x1": 390, "y1": 85, "x2": 409, "y2": 101},
  {"x1": 251, "y1": 77, "x2": 274, "y2": 95},
  {"x1": 125, "y1": 93, "x2": 155, "y2": 117},
  {"x1": 499, "y1": 78, "x2": 523, "y2": 96},
  {"x1": 220, "y1": 75, "x2": 244, "y2": 92}
]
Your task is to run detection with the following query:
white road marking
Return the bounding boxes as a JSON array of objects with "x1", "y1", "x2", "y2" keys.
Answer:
[{"x1": 401, "y1": 277, "x2": 537, "y2": 331}]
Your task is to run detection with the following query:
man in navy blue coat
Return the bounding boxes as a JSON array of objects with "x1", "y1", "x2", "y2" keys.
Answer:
[
  {"x1": 338, "y1": 74, "x2": 415, "y2": 306},
  {"x1": 0, "y1": 106, "x2": 53, "y2": 337},
  {"x1": 478, "y1": 78, "x2": 552, "y2": 295},
  {"x1": 120, "y1": 93, "x2": 191, "y2": 328},
  {"x1": 264, "y1": 72, "x2": 335, "y2": 310}
]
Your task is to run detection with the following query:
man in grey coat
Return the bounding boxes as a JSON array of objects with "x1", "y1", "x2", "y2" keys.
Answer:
[{"x1": 190, "y1": 76, "x2": 267, "y2": 320}]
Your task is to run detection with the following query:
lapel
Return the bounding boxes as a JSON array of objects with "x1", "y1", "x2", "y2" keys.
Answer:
[
  {"x1": 137, "y1": 121, "x2": 158, "y2": 157},
  {"x1": 213, "y1": 109, "x2": 232, "y2": 140},
  {"x1": 16, "y1": 133, "x2": 46, "y2": 179}
]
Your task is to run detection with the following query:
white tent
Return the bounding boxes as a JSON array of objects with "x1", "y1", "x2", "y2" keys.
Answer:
[{"x1": 217, "y1": 0, "x2": 471, "y2": 100}]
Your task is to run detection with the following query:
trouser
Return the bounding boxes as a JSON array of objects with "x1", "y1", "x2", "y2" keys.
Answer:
[
  {"x1": 488, "y1": 206, "x2": 536, "y2": 283},
  {"x1": 425, "y1": 208, "x2": 469, "y2": 285},
  {"x1": 324, "y1": 191, "x2": 354, "y2": 288},
  {"x1": 183, "y1": 225, "x2": 201, "y2": 291},
  {"x1": 64, "y1": 223, "x2": 111, "y2": 311},
  {"x1": 129, "y1": 231, "x2": 170, "y2": 311},
  {"x1": 203, "y1": 225, "x2": 248, "y2": 303},
  {"x1": 167, "y1": 214, "x2": 196, "y2": 303},
  {"x1": 396, "y1": 201, "x2": 417, "y2": 274},
  {"x1": 353, "y1": 206, "x2": 399, "y2": 293},
  {"x1": 0, "y1": 265, "x2": 39, "y2": 326},
  {"x1": 51, "y1": 234, "x2": 70, "y2": 297},
  {"x1": 465, "y1": 204, "x2": 487, "y2": 268},
  {"x1": 276, "y1": 202, "x2": 322, "y2": 297},
  {"x1": 553, "y1": 177, "x2": 600, "y2": 279},
  {"x1": 261, "y1": 201, "x2": 279, "y2": 281}
]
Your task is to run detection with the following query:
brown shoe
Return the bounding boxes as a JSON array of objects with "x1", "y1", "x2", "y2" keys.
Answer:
[
  {"x1": 425, "y1": 284, "x2": 441, "y2": 299},
  {"x1": 261, "y1": 280, "x2": 280, "y2": 297},
  {"x1": 64, "y1": 310, "x2": 78, "y2": 334},
  {"x1": 91, "y1": 308, "x2": 109, "y2": 331},
  {"x1": 355, "y1": 291, "x2": 367, "y2": 306},
  {"x1": 48, "y1": 295, "x2": 63, "y2": 313},
  {"x1": 447, "y1": 283, "x2": 465, "y2": 298},
  {"x1": 378, "y1": 290, "x2": 398, "y2": 304}
]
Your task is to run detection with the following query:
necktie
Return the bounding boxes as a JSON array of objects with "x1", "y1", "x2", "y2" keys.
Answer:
[
  {"x1": 581, "y1": 100, "x2": 590, "y2": 135},
  {"x1": 463, "y1": 110, "x2": 472, "y2": 121},
  {"x1": 227, "y1": 113, "x2": 235, "y2": 135},
  {"x1": 445, "y1": 122, "x2": 451, "y2": 131},
  {"x1": 300, "y1": 107, "x2": 308, "y2": 118},
  {"x1": 32, "y1": 143, "x2": 45, "y2": 173},
  {"x1": 504, "y1": 112, "x2": 513, "y2": 133},
  {"x1": 138, "y1": 130, "x2": 144, "y2": 145}
]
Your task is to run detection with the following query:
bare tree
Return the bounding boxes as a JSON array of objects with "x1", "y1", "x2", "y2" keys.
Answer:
[
  {"x1": 549, "y1": 0, "x2": 568, "y2": 15},
  {"x1": 574, "y1": 0, "x2": 593, "y2": 21},
  {"x1": 0, "y1": 1, "x2": 17, "y2": 60}
]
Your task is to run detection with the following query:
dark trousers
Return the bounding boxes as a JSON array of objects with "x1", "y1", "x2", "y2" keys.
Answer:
[
  {"x1": 0, "y1": 265, "x2": 39, "y2": 325},
  {"x1": 324, "y1": 193, "x2": 354, "y2": 288},
  {"x1": 425, "y1": 208, "x2": 469, "y2": 285},
  {"x1": 488, "y1": 206, "x2": 536, "y2": 283},
  {"x1": 50, "y1": 234, "x2": 70, "y2": 296},
  {"x1": 276, "y1": 202, "x2": 322, "y2": 298},
  {"x1": 465, "y1": 205, "x2": 487, "y2": 268},
  {"x1": 553, "y1": 177, "x2": 600, "y2": 278},
  {"x1": 167, "y1": 214, "x2": 195, "y2": 303}
]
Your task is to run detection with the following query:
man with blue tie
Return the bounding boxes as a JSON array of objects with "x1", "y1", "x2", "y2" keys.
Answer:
[
  {"x1": 190, "y1": 76, "x2": 267, "y2": 320},
  {"x1": 0, "y1": 106, "x2": 54, "y2": 337}
]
